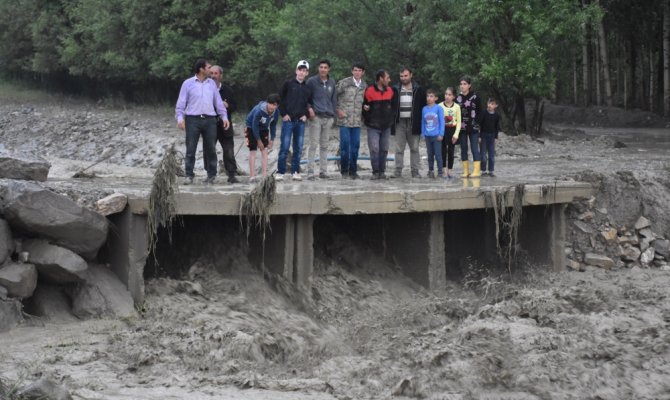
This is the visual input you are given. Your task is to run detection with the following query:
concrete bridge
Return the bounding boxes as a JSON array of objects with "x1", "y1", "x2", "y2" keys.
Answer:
[{"x1": 102, "y1": 178, "x2": 593, "y2": 305}]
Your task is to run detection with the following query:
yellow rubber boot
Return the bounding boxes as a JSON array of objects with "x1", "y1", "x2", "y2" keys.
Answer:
[
  {"x1": 470, "y1": 178, "x2": 480, "y2": 188},
  {"x1": 471, "y1": 161, "x2": 482, "y2": 178},
  {"x1": 461, "y1": 161, "x2": 470, "y2": 178}
]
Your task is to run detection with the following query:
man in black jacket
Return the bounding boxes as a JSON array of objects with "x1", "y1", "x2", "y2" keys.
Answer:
[
  {"x1": 209, "y1": 65, "x2": 239, "y2": 183},
  {"x1": 392, "y1": 67, "x2": 426, "y2": 178}
]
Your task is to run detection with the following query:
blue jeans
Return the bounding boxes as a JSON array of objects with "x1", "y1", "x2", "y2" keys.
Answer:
[
  {"x1": 185, "y1": 116, "x2": 218, "y2": 178},
  {"x1": 277, "y1": 120, "x2": 305, "y2": 174},
  {"x1": 425, "y1": 135, "x2": 443, "y2": 174},
  {"x1": 339, "y1": 126, "x2": 361, "y2": 175},
  {"x1": 480, "y1": 132, "x2": 496, "y2": 172},
  {"x1": 367, "y1": 127, "x2": 391, "y2": 174},
  {"x1": 460, "y1": 130, "x2": 480, "y2": 162}
]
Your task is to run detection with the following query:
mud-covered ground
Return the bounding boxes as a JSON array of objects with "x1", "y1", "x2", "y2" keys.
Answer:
[{"x1": 1, "y1": 84, "x2": 670, "y2": 399}]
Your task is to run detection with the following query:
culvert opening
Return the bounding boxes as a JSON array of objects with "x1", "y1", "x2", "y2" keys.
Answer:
[{"x1": 145, "y1": 215, "x2": 247, "y2": 279}]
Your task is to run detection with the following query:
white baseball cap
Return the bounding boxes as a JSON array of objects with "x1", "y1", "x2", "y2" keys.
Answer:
[{"x1": 296, "y1": 60, "x2": 309, "y2": 70}]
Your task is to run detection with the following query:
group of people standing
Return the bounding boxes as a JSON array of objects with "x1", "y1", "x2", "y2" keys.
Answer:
[{"x1": 174, "y1": 58, "x2": 501, "y2": 184}]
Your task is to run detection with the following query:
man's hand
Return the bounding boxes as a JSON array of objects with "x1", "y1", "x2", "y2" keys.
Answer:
[
  {"x1": 178, "y1": 120, "x2": 185, "y2": 130},
  {"x1": 363, "y1": 105, "x2": 370, "y2": 111},
  {"x1": 478, "y1": 137, "x2": 482, "y2": 144},
  {"x1": 257, "y1": 140, "x2": 265, "y2": 151},
  {"x1": 282, "y1": 115, "x2": 291, "y2": 122},
  {"x1": 451, "y1": 136, "x2": 458, "y2": 144},
  {"x1": 267, "y1": 140, "x2": 273, "y2": 150},
  {"x1": 308, "y1": 108, "x2": 315, "y2": 119},
  {"x1": 223, "y1": 119, "x2": 230, "y2": 130},
  {"x1": 437, "y1": 135, "x2": 443, "y2": 142},
  {"x1": 223, "y1": 100, "x2": 229, "y2": 108},
  {"x1": 300, "y1": 115, "x2": 307, "y2": 122},
  {"x1": 337, "y1": 109, "x2": 346, "y2": 118}
]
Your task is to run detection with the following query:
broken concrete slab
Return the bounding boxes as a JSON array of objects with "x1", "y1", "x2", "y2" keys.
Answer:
[
  {"x1": 0, "y1": 218, "x2": 13, "y2": 265},
  {"x1": 23, "y1": 239, "x2": 88, "y2": 283},
  {"x1": 0, "y1": 262, "x2": 37, "y2": 298},
  {"x1": 71, "y1": 265, "x2": 136, "y2": 319},
  {"x1": 0, "y1": 148, "x2": 51, "y2": 182},
  {"x1": 0, "y1": 297, "x2": 22, "y2": 332},
  {"x1": 584, "y1": 253, "x2": 615, "y2": 269},
  {"x1": 95, "y1": 192, "x2": 127, "y2": 216},
  {"x1": 2, "y1": 181, "x2": 108, "y2": 259}
]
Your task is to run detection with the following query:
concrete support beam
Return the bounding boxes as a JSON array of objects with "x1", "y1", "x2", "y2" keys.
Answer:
[
  {"x1": 103, "y1": 207, "x2": 148, "y2": 305},
  {"x1": 253, "y1": 215, "x2": 314, "y2": 289},
  {"x1": 385, "y1": 212, "x2": 446, "y2": 291},
  {"x1": 549, "y1": 204, "x2": 567, "y2": 272}
]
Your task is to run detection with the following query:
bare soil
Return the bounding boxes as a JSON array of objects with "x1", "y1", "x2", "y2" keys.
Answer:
[{"x1": 1, "y1": 87, "x2": 670, "y2": 399}]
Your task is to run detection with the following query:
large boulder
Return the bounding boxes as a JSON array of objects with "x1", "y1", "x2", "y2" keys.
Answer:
[
  {"x1": 584, "y1": 253, "x2": 615, "y2": 269},
  {"x1": 95, "y1": 192, "x2": 127, "y2": 216},
  {"x1": 1, "y1": 181, "x2": 108, "y2": 259},
  {"x1": 0, "y1": 148, "x2": 51, "y2": 182},
  {"x1": 16, "y1": 378, "x2": 72, "y2": 400},
  {"x1": 0, "y1": 262, "x2": 37, "y2": 298},
  {"x1": 652, "y1": 239, "x2": 670, "y2": 258},
  {"x1": 0, "y1": 297, "x2": 22, "y2": 332},
  {"x1": 71, "y1": 265, "x2": 136, "y2": 319},
  {"x1": 24, "y1": 283, "x2": 77, "y2": 323},
  {"x1": 0, "y1": 218, "x2": 13, "y2": 265},
  {"x1": 23, "y1": 239, "x2": 87, "y2": 283}
]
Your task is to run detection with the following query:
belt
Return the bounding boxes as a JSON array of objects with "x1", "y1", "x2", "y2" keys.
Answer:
[{"x1": 186, "y1": 114, "x2": 216, "y2": 119}]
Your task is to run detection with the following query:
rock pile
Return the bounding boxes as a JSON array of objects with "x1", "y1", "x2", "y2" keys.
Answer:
[
  {"x1": 0, "y1": 175, "x2": 135, "y2": 332},
  {"x1": 566, "y1": 197, "x2": 670, "y2": 271}
]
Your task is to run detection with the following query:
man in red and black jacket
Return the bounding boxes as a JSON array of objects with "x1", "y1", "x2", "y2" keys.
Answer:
[{"x1": 362, "y1": 69, "x2": 397, "y2": 180}]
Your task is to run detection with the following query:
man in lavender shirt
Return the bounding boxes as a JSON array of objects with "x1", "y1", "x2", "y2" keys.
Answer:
[{"x1": 175, "y1": 59, "x2": 229, "y2": 184}]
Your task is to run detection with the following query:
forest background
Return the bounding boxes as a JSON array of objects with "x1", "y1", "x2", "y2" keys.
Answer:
[{"x1": 0, "y1": 0, "x2": 668, "y2": 134}]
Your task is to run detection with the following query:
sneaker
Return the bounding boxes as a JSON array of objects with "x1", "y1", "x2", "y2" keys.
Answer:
[
  {"x1": 319, "y1": 172, "x2": 329, "y2": 179},
  {"x1": 411, "y1": 171, "x2": 421, "y2": 179},
  {"x1": 445, "y1": 173, "x2": 453, "y2": 180},
  {"x1": 292, "y1": 172, "x2": 302, "y2": 181},
  {"x1": 481, "y1": 171, "x2": 489, "y2": 176},
  {"x1": 228, "y1": 175, "x2": 240, "y2": 184},
  {"x1": 371, "y1": 173, "x2": 380, "y2": 180},
  {"x1": 202, "y1": 176, "x2": 215, "y2": 184},
  {"x1": 249, "y1": 176, "x2": 259, "y2": 183},
  {"x1": 489, "y1": 172, "x2": 496, "y2": 178},
  {"x1": 350, "y1": 172, "x2": 360, "y2": 180},
  {"x1": 379, "y1": 173, "x2": 388, "y2": 180},
  {"x1": 183, "y1": 176, "x2": 194, "y2": 185},
  {"x1": 392, "y1": 170, "x2": 402, "y2": 178},
  {"x1": 427, "y1": 171, "x2": 435, "y2": 179},
  {"x1": 275, "y1": 174, "x2": 285, "y2": 182}
]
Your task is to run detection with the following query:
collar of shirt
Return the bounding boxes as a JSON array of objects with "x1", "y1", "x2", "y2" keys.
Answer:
[{"x1": 353, "y1": 78, "x2": 361, "y2": 87}]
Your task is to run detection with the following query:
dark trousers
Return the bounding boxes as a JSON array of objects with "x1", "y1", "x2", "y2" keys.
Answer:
[
  {"x1": 460, "y1": 130, "x2": 480, "y2": 161},
  {"x1": 339, "y1": 126, "x2": 361, "y2": 175},
  {"x1": 367, "y1": 127, "x2": 390, "y2": 175},
  {"x1": 185, "y1": 116, "x2": 217, "y2": 178},
  {"x1": 217, "y1": 122, "x2": 237, "y2": 175},
  {"x1": 425, "y1": 135, "x2": 443, "y2": 173},
  {"x1": 441, "y1": 126, "x2": 456, "y2": 169},
  {"x1": 480, "y1": 132, "x2": 496, "y2": 172}
]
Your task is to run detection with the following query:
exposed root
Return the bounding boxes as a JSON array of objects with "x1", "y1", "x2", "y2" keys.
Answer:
[
  {"x1": 485, "y1": 184, "x2": 525, "y2": 273},
  {"x1": 239, "y1": 173, "x2": 277, "y2": 243},
  {"x1": 147, "y1": 144, "x2": 181, "y2": 265}
]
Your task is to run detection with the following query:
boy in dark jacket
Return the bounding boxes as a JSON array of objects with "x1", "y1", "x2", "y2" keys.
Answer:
[
  {"x1": 245, "y1": 94, "x2": 280, "y2": 182},
  {"x1": 478, "y1": 98, "x2": 501, "y2": 177}
]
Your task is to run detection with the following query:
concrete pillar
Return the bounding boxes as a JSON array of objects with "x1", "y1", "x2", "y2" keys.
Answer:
[
  {"x1": 385, "y1": 212, "x2": 446, "y2": 291},
  {"x1": 104, "y1": 207, "x2": 148, "y2": 305},
  {"x1": 293, "y1": 215, "x2": 315, "y2": 289},
  {"x1": 252, "y1": 215, "x2": 314, "y2": 289},
  {"x1": 549, "y1": 204, "x2": 567, "y2": 272}
]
